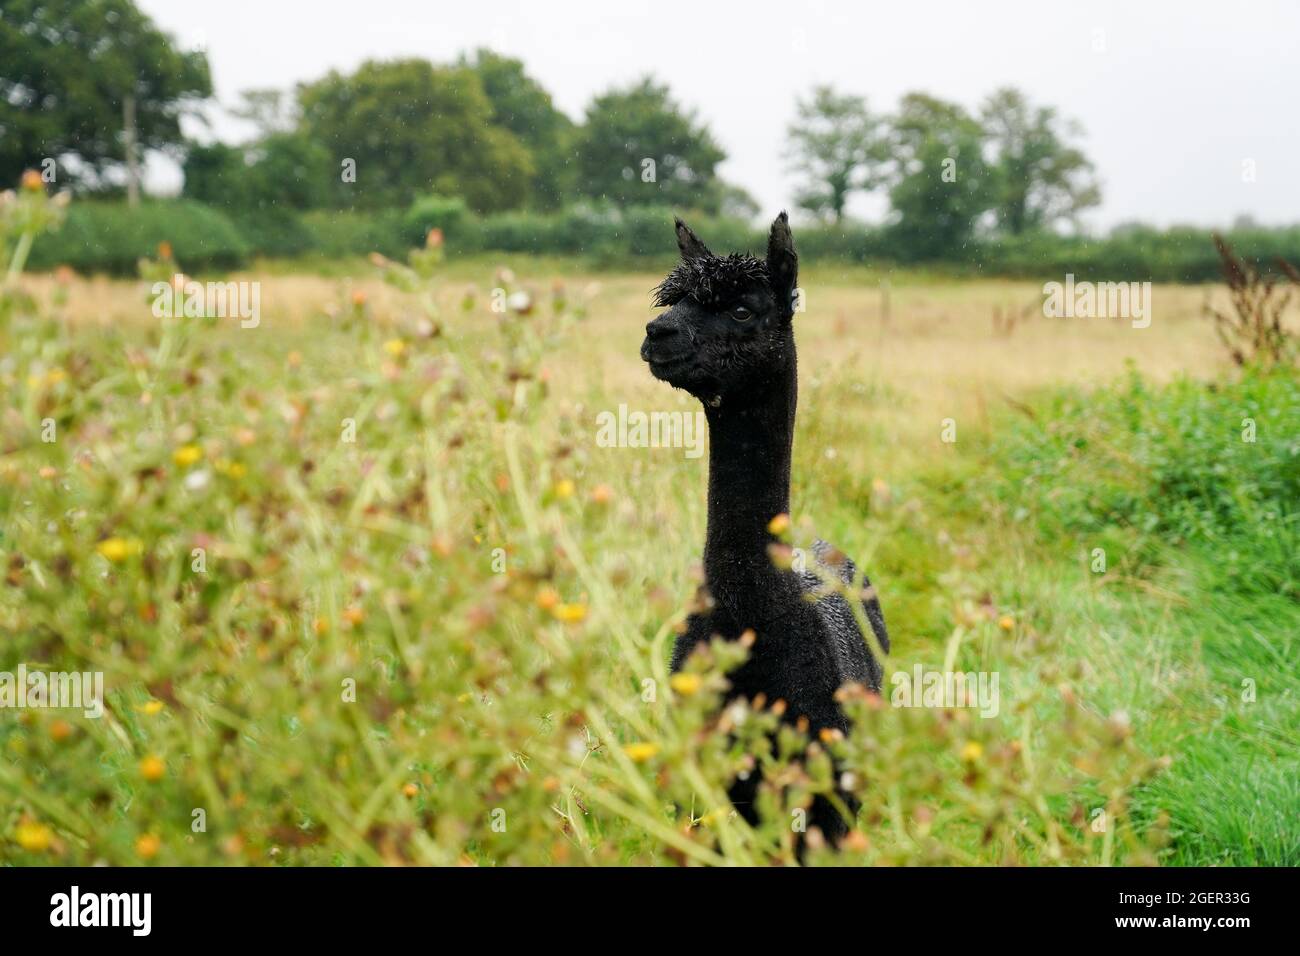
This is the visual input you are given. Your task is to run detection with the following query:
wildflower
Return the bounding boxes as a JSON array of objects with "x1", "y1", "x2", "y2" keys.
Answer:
[
  {"x1": 96, "y1": 537, "x2": 142, "y2": 562},
  {"x1": 343, "y1": 606, "x2": 365, "y2": 627},
  {"x1": 403, "y1": 783, "x2": 419, "y2": 798},
  {"x1": 20, "y1": 169, "x2": 43, "y2": 192},
  {"x1": 997, "y1": 615, "x2": 1014, "y2": 631},
  {"x1": 38, "y1": 466, "x2": 58, "y2": 480},
  {"x1": 960, "y1": 741, "x2": 984, "y2": 763},
  {"x1": 506, "y1": 290, "x2": 533, "y2": 314},
  {"x1": 157, "y1": 241, "x2": 173, "y2": 261},
  {"x1": 623, "y1": 742, "x2": 659, "y2": 763},
  {"x1": 669, "y1": 673, "x2": 702, "y2": 696},
  {"x1": 383, "y1": 338, "x2": 406, "y2": 357},
  {"x1": 49, "y1": 719, "x2": 73, "y2": 742},
  {"x1": 138, "y1": 700, "x2": 164, "y2": 716},
  {"x1": 15, "y1": 820, "x2": 53, "y2": 852},
  {"x1": 183, "y1": 469, "x2": 211, "y2": 492},
  {"x1": 135, "y1": 834, "x2": 161, "y2": 860},
  {"x1": 426, "y1": 228, "x2": 444, "y2": 249},
  {"x1": 535, "y1": 587, "x2": 560, "y2": 611},
  {"x1": 552, "y1": 603, "x2": 587, "y2": 623},
  {"x1": 589, "y1": 483, "x2": 614, "y2": 505},
  {"x1": 173, "y1": 444, "x2": 203, "y2": 467},
  {"x1": 139, "y1": 755, "x2": 166, "y2": 782},
  {"x1": 553, "y1": 479, "x2": 575, "y2": 499},
  {"x1": 351, "y1": 290, "x2": 368, "y2": 307},
  {"x1": 767, "y1": 513, "x2": 791, "y2": 535}
]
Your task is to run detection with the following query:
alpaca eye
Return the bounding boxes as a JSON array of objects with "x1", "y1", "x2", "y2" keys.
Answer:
[{"x1": 729, "y1": 306, "x2": 753, "y2": 322}]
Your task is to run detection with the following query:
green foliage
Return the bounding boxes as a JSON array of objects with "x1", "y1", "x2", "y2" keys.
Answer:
[
  {"x1": 402, "y1": 195, "x2": 471, "y2": 247},
  {"x1": 25, "y1": 200, "x2": 248, "y2": 274},
  {"x1": 0, "y1": 0, "x2": 211, "y2": 187},
  {"x1": 984, "y1": 368, "x2": 1300, "y2": 864},
  {"x1": 183, "y1": 134, "x2": 333, "y2": 212},
  {"x1": 981, "y1": 87, "x2": 1101, "y2": 235},
  {"x1": 461, "y1": 50, "x2": 576, "y2": 211},
  {"x1": 572, "y1": 78, "x2": 726, "y2": 213},
  {"x1": 298, "y1": 59, "x2": 534, "y2": 212},
  {"x1": 785, "y1": 86, "x2": 889, "y2": 223},
  {"x1": 885, "y1": 94, "x2": 995, "y2": 261},
  {"x1": 994, "y1": 368, "x2": 1299, "y2": 594},
  {"x1": 297, "y1": 209, "x2": 410, "y2": 260}
]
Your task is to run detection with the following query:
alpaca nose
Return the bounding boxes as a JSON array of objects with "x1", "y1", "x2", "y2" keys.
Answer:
[{"x1": 645, "y1": 317, "x2": 679, "y2": 341}]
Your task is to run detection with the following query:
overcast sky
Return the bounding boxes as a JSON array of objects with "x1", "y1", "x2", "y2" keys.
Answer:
[{"x1": 138, "y1": 0, "x2": 1299, "y2": 229}]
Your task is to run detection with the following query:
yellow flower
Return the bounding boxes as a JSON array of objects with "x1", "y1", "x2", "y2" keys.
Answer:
[
  {"x1": 15, "y1": 820, "x2": 53, "y2": 852},
  {"x1": 139, "y1": 755, "x2": 166, "y2": 782},
  {"x1": 138, "y1": 700, "x2": 164, "y2": 716},
  {"x1": 767, "y1": 513, "x2": 791, "y2": 535},
  {"x1": 383, "y1": 338, "x2": 406, "y2": 357},
  {"x1": 20, "y1": 169, "x2": 44, "y2": 192},
  {"x1": 960, "y1": 741, "x2": 984, "y2": 763},
  {"x1": 551, "y1": 603, "x2": 587, "y2": 623},
  {"x1": 135, "y1": 833, "x2": 161, "y2": 860},
  {"x1": 669, "y1": 673, "x2": 702, "y2": 696},
  {"x1": 623, "y1": 742, "x2": 659, "y2": 763},
  {"x1": 553, "y1": 479, "x2": 575, "y2": 499},
  {"x1": 173, "y1": 444, "x2": 203, "y2": 467},
  {"x1": 997, "y1": 615, "x2": 1014, "y2": 632},
  {"x1": 535, "y1": 587, "x2": 560, "y2": 611},
  {"x1": 96, "y1": 537, "x2": 142, "y2": 562}
]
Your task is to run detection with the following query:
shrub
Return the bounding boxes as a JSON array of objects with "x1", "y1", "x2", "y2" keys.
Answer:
[
  {"x1": 26, "y1": 200, "x2": 249, "y2": 275},
  {"x1": 402, "y1": 194, "x2": 471, "y2": 247},
  {"x1": 298, "y1": 208, "x2": 408, "y2": 259}
]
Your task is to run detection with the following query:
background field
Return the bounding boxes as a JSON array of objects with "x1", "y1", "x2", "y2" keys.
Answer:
[{"x1": 3, "y1": 243, "x2": 1295, "y2": 866}]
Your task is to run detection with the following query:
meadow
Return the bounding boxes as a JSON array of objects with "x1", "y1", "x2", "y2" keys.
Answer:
[{"x1": 1, "y1": 216, "x2": 1296, "y2": 865}]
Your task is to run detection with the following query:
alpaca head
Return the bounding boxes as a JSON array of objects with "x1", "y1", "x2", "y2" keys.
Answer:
[{"x1": 642, "y1": 212, "x2": 799, "y2": 403}]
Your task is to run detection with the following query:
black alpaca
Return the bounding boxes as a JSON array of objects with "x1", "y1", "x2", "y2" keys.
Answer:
[{"x1": 641, "y1": 212, "x2": 889, "y2": 841}]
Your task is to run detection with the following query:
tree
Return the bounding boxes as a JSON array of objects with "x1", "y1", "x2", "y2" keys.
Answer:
[
  {"x1": 297, "y1": 59, "x2": 533, "y2": 212},
  {"x1": 0, "y1": 0, "x2": 211, "y2": 189},
  {"x1": 885, "y1": 93, "x2": 995, "y2": 260},
  {"x1": 981, "y1": 87, "x2": 1100, "y2": 234},
  {"x1": 461, "y1": 50, "x2": 576, "y2": 210},
  {"x1": 572, "y1": 79, "x2": 725, "y2": 212},
  {"x1": 785, "y1": 86, "x2": 888, "y2": 223}
]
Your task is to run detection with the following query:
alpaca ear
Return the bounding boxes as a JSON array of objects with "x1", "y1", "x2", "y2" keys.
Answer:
[
  {"x1": 674, "y1": 217, "x2": 713, "y2": 261},
  {"x1": 766, "y1": 211, "x2": 798, "y2": 317}
]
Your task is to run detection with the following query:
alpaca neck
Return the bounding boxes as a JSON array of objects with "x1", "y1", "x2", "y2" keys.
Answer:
[{"x1": 701, "y1": 352, "x2": 799, "y2": 626}]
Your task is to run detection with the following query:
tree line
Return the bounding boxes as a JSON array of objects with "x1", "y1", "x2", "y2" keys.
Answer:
[{"x1": 3, "y1": 0, "x2": 1101, "y2": 261}]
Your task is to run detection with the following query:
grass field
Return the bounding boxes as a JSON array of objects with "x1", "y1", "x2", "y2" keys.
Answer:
[{"x1": 1, "y1": 244, "x2": 1296, "y2": 866}]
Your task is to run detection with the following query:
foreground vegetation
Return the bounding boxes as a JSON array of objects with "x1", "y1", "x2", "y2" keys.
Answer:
[{"x1": 1, "y1": 189, "x2": 1295, "y2": 865}]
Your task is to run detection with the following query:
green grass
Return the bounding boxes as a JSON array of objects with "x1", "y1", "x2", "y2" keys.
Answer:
[{"x1": 974, "y1": 368, "x2": 1300, "y2": 865}]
